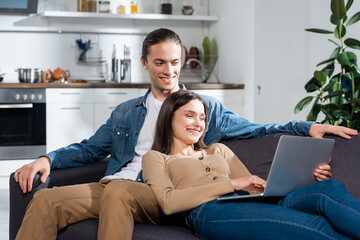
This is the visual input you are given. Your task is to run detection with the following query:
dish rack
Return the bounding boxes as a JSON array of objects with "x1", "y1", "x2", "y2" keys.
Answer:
[{"x1": 181, "y1": 55, "x2": 218, "y2": 83}]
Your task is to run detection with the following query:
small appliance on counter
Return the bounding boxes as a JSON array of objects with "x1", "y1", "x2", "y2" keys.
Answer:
[{"x1": 111, "y1": 44, "x2": 131, "y2": 83}]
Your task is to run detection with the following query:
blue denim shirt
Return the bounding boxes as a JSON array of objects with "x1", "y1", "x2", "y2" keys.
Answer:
[{"x1": 46, "y1": 87, "x2": 313, "y2": 177}]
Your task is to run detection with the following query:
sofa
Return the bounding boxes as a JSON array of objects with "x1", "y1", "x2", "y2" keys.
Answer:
[{"x1": 9, "y1": 133, "x2": 360, "y2": 240}]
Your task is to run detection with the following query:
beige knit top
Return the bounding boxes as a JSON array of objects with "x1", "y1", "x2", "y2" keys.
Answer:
[{"x1": 142, "y1": 143, "x2": 252, "y2": 215}]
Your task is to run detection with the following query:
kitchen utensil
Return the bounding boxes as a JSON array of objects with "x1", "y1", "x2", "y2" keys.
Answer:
[
  {"x1": 16, "y1": 68, "x2": 41, "y2": 83},
  {"x1": 41, "y1": 70, "x2": 52, "y2": 83},
  {"x1": 50, "y1": 67, "x2": 71, "y2": 81},
  {"x1": 188, "y1": 47, "x2": 199, "y2": 68},
  {"x1": 202, "y1": 36, "x2": 211, "y2": 65}
]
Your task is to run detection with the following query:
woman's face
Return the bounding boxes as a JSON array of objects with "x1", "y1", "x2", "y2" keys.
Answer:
[{"x1": 172, "y1": 99, "x2": 206, "y2": 146}]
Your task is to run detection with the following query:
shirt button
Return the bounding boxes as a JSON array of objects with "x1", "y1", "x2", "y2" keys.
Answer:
[
  {"x1": 117, "y1": 132, "x2": 121, "y2": 135},
  {"x1": 213, "y1": 176, "x2": 218, "y2": 180},
  {"x1": 205, "y1": 167, "x2": 211, "y2": 172},
  {"x1": 125, "y1": 133, "x2": 129, "y2": 137},
  {"x1": 199, "y1": 156, "x2": 203, "y2": 160},
  {"x1": 135, "y1": 132, "x2": 138, "y2": 136}
]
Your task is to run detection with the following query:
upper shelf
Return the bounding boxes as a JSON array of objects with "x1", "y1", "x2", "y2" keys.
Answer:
[
  {"x1": 15, "y1": 10, "x2": 219, "y2": 24},
  {"x1": 12, "y1": 11, "x2": 219, "y2": 34}
]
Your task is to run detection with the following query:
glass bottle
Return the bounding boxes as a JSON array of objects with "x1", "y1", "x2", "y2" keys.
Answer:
[{"x1": 131, "y1": 0, "x2": 138, "y2": 14}]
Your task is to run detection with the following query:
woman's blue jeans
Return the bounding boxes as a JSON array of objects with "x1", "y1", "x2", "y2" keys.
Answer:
[{"x1": 186, "y1": 179, "x2": 360, "y2": 240}]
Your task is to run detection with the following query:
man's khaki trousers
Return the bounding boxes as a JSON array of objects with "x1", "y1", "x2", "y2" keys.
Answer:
[{"x1": 16, "y1": 179, "x2": 166, "y2": 240}]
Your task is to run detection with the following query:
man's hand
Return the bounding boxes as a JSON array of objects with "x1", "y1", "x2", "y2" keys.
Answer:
[
  {"x1": 231, "y1": 175, "x2": 267, "y2": 193},
  {"x1": 309, "y1": 124, "x2": 358, "y2": 139},
  {"x1": 14, "y1": 157, "x2": 51, "y2": 193},
  {"x1": 314, "y1": 163, "x2": 332, "y2": 181}
]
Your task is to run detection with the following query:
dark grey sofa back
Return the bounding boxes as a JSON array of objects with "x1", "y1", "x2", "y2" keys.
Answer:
[{"x1": 9, "y1": 133, "x2": 360, "y2": 240}]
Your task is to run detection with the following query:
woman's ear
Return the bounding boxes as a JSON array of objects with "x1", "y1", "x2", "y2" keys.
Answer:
[{"x1": 140, "y1": 56, "x2": 148, "y2": 70}]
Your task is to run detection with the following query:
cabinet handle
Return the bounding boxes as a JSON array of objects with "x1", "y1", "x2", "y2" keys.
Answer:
[
  {"x1": 60, "y1": 92, "x2": 81, "y2": 95},
  {"x1": 107, "y1": 92, "x2": 126, "y2": 95},
  {"x1": 60, "y1": 107, "x2": 81, "y2": 110}
]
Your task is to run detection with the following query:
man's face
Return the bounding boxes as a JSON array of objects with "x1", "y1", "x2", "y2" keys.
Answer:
[{"x1": 141, "y1": 41, "x2": 182, "y2": 95}]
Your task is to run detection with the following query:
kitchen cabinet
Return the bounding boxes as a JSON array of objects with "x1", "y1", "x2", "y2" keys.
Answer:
[
  {"x1": 94, "y1": 88, "x2": 146, "y2": 129},
  {"x1": 192, "y1": 89, "x2": 244, "y2": 116},
  {"x1": 46, "y1": 88, "x2": 95, "y2": 152}
]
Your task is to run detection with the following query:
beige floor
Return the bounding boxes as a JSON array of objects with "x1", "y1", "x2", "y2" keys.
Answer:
[{"x1": 0, "y1": 188, "x2": 9, "y2": 240}]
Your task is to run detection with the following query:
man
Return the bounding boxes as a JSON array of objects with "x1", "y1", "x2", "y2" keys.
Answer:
[{"x1": 14, "y1": 28, "x2": 357, "y2": 240}]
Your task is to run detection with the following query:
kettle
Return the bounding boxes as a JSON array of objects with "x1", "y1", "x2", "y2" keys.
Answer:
[{"x1": 50, "y1": 67, "x2": 71, "y2": 81}]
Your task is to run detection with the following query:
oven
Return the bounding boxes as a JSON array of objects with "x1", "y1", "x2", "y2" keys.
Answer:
[{"x1": 0, "y1": 89, "x2": 46, "y2": 160}]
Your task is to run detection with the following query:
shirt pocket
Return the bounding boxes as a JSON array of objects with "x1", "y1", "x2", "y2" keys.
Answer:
[{"x1": 112, "y1": 126, "x2": 132, "y2": 154}]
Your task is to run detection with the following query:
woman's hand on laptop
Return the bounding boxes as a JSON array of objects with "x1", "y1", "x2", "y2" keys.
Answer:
[
  {"x1": 309, "y1": 124, "x2": 358, "y2": 139},
  {"x1": 231, "y1": 175, "x2": 267, "y2": 193},
  {"x1": 314, "y1": 164, "x2": 332, "y2": 181}
]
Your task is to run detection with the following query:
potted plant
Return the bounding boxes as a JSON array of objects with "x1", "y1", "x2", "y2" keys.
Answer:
[{"x1": 294, "y1": 0, "x2": 360, "y2": 130}]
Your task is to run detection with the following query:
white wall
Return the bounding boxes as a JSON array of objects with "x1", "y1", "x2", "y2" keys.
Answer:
[
  {"x1": 210, "y1": 0, "x2": 360, "y2": 124},
  {"x1": 209, "y1": 0, "x2": 255, "y2": 121}
]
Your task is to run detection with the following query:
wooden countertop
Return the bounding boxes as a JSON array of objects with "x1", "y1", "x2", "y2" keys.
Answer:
[{"x1": 0, "y1": 82, "x2": 244, "y2": 90}]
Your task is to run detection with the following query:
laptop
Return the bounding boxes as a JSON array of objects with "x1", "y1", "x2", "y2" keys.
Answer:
[{"x1": 217, "y1": 135, "x2": 335, "y2": 201}]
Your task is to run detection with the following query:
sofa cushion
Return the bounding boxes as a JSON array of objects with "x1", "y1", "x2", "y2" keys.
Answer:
[{"x1": 57, "y1": 219, "x2": 199, "y2": 240}]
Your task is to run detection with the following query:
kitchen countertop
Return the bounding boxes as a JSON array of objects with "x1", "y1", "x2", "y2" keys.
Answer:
[{"x1": 0, "y1": 82, "x2": 244, "y2": 90}]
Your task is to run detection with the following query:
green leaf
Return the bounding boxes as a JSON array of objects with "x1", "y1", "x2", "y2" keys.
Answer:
[
  {"x1": 324, "y1": 77, "x2": 338, "y2": 91},
  {"x1": 321, "y1": 103, "x2": 340, "y2": 120},
  {"x1": 306, "y1": 102, "x2": 321, "y2": 121},
  {"x1": 294, "y1": 96, "x2": 313, "y2": 114},
  {"x1": 305, "y1": 28, "x2": 333, "y2": 34},
  {"x1": 344, "y1": 38, "x2": 360, "y2": 50},
  {"x1": 330, "y1": 47, "x2": 341, "y2": 59},
  {"x1": 316, "y1": 57, "x2": 336, "y2": 67},
  {"x1": 317, "y1": 48, "x2": 340, "y2": 67},
  {"x1": 334, "y1": 24, "x2": 347, "y2": 39},
  {"x1": 331, "y1": 14, "x2": 348, "y2": 25},
  {"x1": 345, "y1": 11, "x2": 360, "y2": 26},
  {"x1": 328, "y1": 39, "x2": 341, "y2": 47},
  {"x1": 337, "y1": 52, "x2": 353, "y2": 67},
  {"x1": 334, "y1": 110, "x2": 351, "y2": 120},
  {"x1": 324, "y1": 90, "x2": 344, "y2": 99},
  {"x1": 314, "y1": 70, "x2": 328, "y2": 85},
  {"x1": 305, "y1": 78, "x2": 321, "y2": 92},
  {"x1": 345, "y1": 0, "x2": 354, "y2": 11},
  {"x1": 331, "y1": 0, "x2": 346, "y2": 20}
]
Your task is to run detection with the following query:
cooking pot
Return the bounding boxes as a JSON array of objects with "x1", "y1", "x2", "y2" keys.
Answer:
[{"x1": 16, "y1": 68, "x2": 41, "y2": 83}]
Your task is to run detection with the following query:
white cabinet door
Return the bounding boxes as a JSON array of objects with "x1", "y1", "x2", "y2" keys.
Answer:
[
  {"x1": 94, "y1": 89, "x2": 141, "y2": 129},
  {"x1": 46, "y1": 89, "x2": 95, "y2": 152},
  {"x1": 192, "y1": 89, "x2": 244, "y2": 116}
]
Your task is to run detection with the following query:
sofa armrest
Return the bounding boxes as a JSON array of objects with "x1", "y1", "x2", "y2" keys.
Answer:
[{"x1": 9, "y1": 159, "x2": 109, "y2": 240}]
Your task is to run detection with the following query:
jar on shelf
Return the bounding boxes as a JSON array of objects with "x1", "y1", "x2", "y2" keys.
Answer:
[
  {"x1": 98, "y1": 1, "x2": 110, "y2": 13},
  {"x1": 117, "y1": 5, "x2": 125, "y2": 14},
  {"x1": 87, "y1": 0, "x2": 97, "y2": 12},
  {"x1": 77, "y1": 0, "x2": 87, "y2": 12},
  {"x1": 161, "y1": 0, "x2": 172, "y2": 14},
  {"x1": 131, "y1": 0, "x2": 138, "y2": 14},
  {"x1": 182, "y1": 0, "x2": 194, "y2": 15}
]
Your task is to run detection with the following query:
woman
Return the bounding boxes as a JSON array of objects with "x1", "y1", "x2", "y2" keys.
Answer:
[{"x1": 143, "y1": 90, "x2": 360, "y2": 240}]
